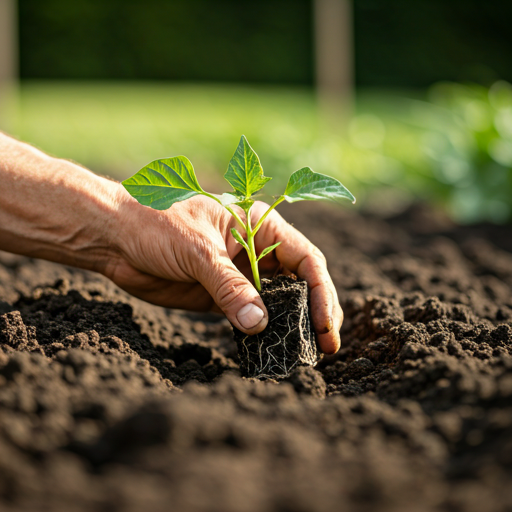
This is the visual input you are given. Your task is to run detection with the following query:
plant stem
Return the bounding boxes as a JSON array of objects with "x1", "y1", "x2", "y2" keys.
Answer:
[
  {"x1": 243, "y1": 197, "x2": 286, "y2": 292},
  {"x1": 244, "y1": 205, "x2": 261, "y2": 291},
  {"x1": 201, "y1": 192, "x2": 246, "y2": 230},
  {"x1": 224, "y1": 205, "x2": 246, "y2": 231},
  {"x1": 247, "y1": 229, "x2": 261, "y2": 291},
  {"x1": 252, "y1": 196, "x2": 285, "y2": 235},
  {"x1": 204, "y1": 191, "x2": 281, "y2": 292}
]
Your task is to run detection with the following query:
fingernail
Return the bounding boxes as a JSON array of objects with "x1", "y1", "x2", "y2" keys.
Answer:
[{"x1": 237, "y1": 303, "x2": 265, "y2": 329}]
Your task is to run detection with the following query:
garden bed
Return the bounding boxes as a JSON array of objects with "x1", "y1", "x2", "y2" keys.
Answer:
[{"x1": 1, "y1": 202, "x2": 511, "y2": 512}]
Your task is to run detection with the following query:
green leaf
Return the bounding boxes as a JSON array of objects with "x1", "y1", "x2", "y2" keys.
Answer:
[
  {"x1": 122, "y1": 156, "x2": 203, "y2": 210},
  {"x1": 257, "y1": 242, "x2": 281, "y2": 262},
  {"x1": 284, "y1": 167, "x2": 356, "y2": 204},
  {"x1": 230, "y1": 228, "x2": 249, "y2": 251},
  {"x1": 224, "y1": 135, "x2": 271, "y2": 198}
]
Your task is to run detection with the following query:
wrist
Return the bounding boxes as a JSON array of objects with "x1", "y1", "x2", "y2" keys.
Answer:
[
  {"x1": 23, "y1": 156, "x2": 127, "y2": 275},
  {"x1": 99, "y1": 181, "x2": 158, "y2": 278},
  {"x1": 76, "y1": 176, "x2": 128, "y2": 276},
  {"x1": 0, "y1": 135, "x2": 128, "y2": 275}
]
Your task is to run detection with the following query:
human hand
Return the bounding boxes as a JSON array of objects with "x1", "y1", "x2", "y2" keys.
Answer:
[
  {"x1": 0, "y1": 134, "x2": 342, "y2": 353},
  {"x1": 106, "y1": 192, "x2": 343, "y2": 354}
]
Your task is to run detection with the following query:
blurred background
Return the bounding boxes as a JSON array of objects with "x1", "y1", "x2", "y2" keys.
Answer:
[{"x1": 1, "y1": 0, "x2": 512, "y2": 223}]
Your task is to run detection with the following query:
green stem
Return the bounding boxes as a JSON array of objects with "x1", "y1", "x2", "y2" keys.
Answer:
[
  {"x1": 247, "y1": 230, "x2": 261, "y2": 291},
  {"x1": 225, "y1": 205, "x2": 246, "y2": 230},
  {"x1": 244, "y1": 204, "x2": 261, "y2": 291},
  {"x1": 201, "y1": 191, "x2": 246, "y2": 230},
  {"x1": 203, "y1": 191, "x2": 273, "y2": 292},
  {"x1": 252, "y1": 196, "x2": 285, "y2": 235}
]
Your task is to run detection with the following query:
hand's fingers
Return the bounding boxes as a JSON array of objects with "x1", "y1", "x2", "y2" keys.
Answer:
[
  {"x1": 312, "y1": 285, "x2": 343, "y2": 354},
  {"x1": 293, "y1": 245, "x2": 342, "y2": 354},
  {"x1": 194, "y1": 251, "x2": 268, "y2": 335},
  {"x1": 253, "y1": 204, "x2": 342, "y2": 353}
]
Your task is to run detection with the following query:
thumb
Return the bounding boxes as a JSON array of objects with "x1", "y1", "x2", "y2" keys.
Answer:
[{"x1": 198, "y1": 255, "x2": 268, "y2": 334}]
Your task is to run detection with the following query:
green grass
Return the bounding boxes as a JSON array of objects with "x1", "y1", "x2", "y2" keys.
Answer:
[{"x1": 11, "y1": 80, "x2": 512, "y2": 223}]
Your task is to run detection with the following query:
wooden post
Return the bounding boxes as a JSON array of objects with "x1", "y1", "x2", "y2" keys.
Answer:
[
  {"x1": 0, "y1": 0, "x2": 18, "y2": 133},
  {"x1": 314, "y1": 0, "x2": 353, "y2": 131}
]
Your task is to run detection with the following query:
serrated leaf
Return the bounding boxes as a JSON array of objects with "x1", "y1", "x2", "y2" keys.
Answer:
[
  {"x1": 284, "y1": 167, "x2": 356, "y2": 204},
  {"x1": 122, "y1": 156, "x2": 203, "y2": 210},
  {"x1": 224, "y1": 135, "x2": 271, "y2": 198},
  {"x1": 257, "y1": 242, "x2": 281, "y2": 261},
  {"x1": 230, "y1": 228, "x2": 249, "y2": 251}
]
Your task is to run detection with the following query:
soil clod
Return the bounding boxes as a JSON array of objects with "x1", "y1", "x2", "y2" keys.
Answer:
[{"x1": 233, "y1": 275, "x2": 319, "y2": 379}]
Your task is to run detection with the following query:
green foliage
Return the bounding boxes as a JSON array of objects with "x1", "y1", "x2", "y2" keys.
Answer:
[
  {"x1": 365, "y1": 81, "x2": 512, "y2": 223},
  {"x1": 353, "y1": 0, "x2": 512, "y2": 87},
  {"x1": 19, "y1": 0, "x2": 512, "y2": 87},
  {"x1": 230, "y1": 228, "x2": 249, "y2": 252},
  {"x1": 19, "y1": 0, "x2": 313, "y2": 84},
  {"x1": 224, "y1": 136, "x2": 272, "y2": 206},
  {"x1": 425, "y1": 81, "x2": 512, "y2": 223},
  {"x1": 122, "y1": 136, "x2": 355, "y2": 291},
  {"x1": 284, "y1": 167, "x2": 356, "y2": 204},
  {"x1": 257, "y1": 242, "x2": 282, "y2": 262},
  {"x1": 122, "y1": 156, "x2": 203, "y2": 210}
]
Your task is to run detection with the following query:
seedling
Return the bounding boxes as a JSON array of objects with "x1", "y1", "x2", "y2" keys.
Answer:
[{"x1": 122, "y1": 135, "x2": 355, "y2": 291}]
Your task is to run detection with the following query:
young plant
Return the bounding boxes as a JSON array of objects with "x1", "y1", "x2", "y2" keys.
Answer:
[{"x1": 122, "y1": 135, "x2": 355, "y2": 291}]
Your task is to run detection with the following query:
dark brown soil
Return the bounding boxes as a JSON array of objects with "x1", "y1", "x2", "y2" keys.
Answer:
[
  {"x1": 233, "y1": 275, "x2": 318, "y2": 378},
  {"x1": 1, "y1": 202, "x2": 512, "y2": 512}
]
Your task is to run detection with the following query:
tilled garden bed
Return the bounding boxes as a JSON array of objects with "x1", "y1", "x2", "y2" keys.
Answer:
[{"x1": 0, "y1": 203, "x2": 511, "y2": 512}]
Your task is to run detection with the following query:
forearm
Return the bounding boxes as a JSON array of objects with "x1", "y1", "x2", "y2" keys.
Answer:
[{"x1": 0, "y1": 132, "x2": 123, "y2": 273}]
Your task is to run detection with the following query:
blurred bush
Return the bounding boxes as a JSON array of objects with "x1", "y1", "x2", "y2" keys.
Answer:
[
  {"x1": 357, "y1": 81, "x2": 512, "y2": 223},
  {"x1": 354, "y1": 0, "x2": 512, "y2": 87},
  {"x1": 19, "y1": 0, "x2": 512, "y2": 87},
  {"x1": 19, "y1": 0, "x2": 313, "y2": 84},
  {"x1": 421, "y1": 81, "x2": 512, "y2": 223}
]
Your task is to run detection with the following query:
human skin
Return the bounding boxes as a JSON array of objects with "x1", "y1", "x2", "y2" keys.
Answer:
[{"x1": 0, "y1": 133, "x2": 343, "y2": 353}]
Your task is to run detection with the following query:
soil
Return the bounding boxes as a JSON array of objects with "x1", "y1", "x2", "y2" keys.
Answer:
[
  {"x1": 233, "y1": 275, "x2": 319, "y2": 379},
  {"x1": 1, "y1": 202, "x2": 512, "y2": 512}
]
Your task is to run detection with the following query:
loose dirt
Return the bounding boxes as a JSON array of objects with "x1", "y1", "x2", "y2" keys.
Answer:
[{"x1": 0, "y1": 203, "x2": 511, "y2": 512}]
